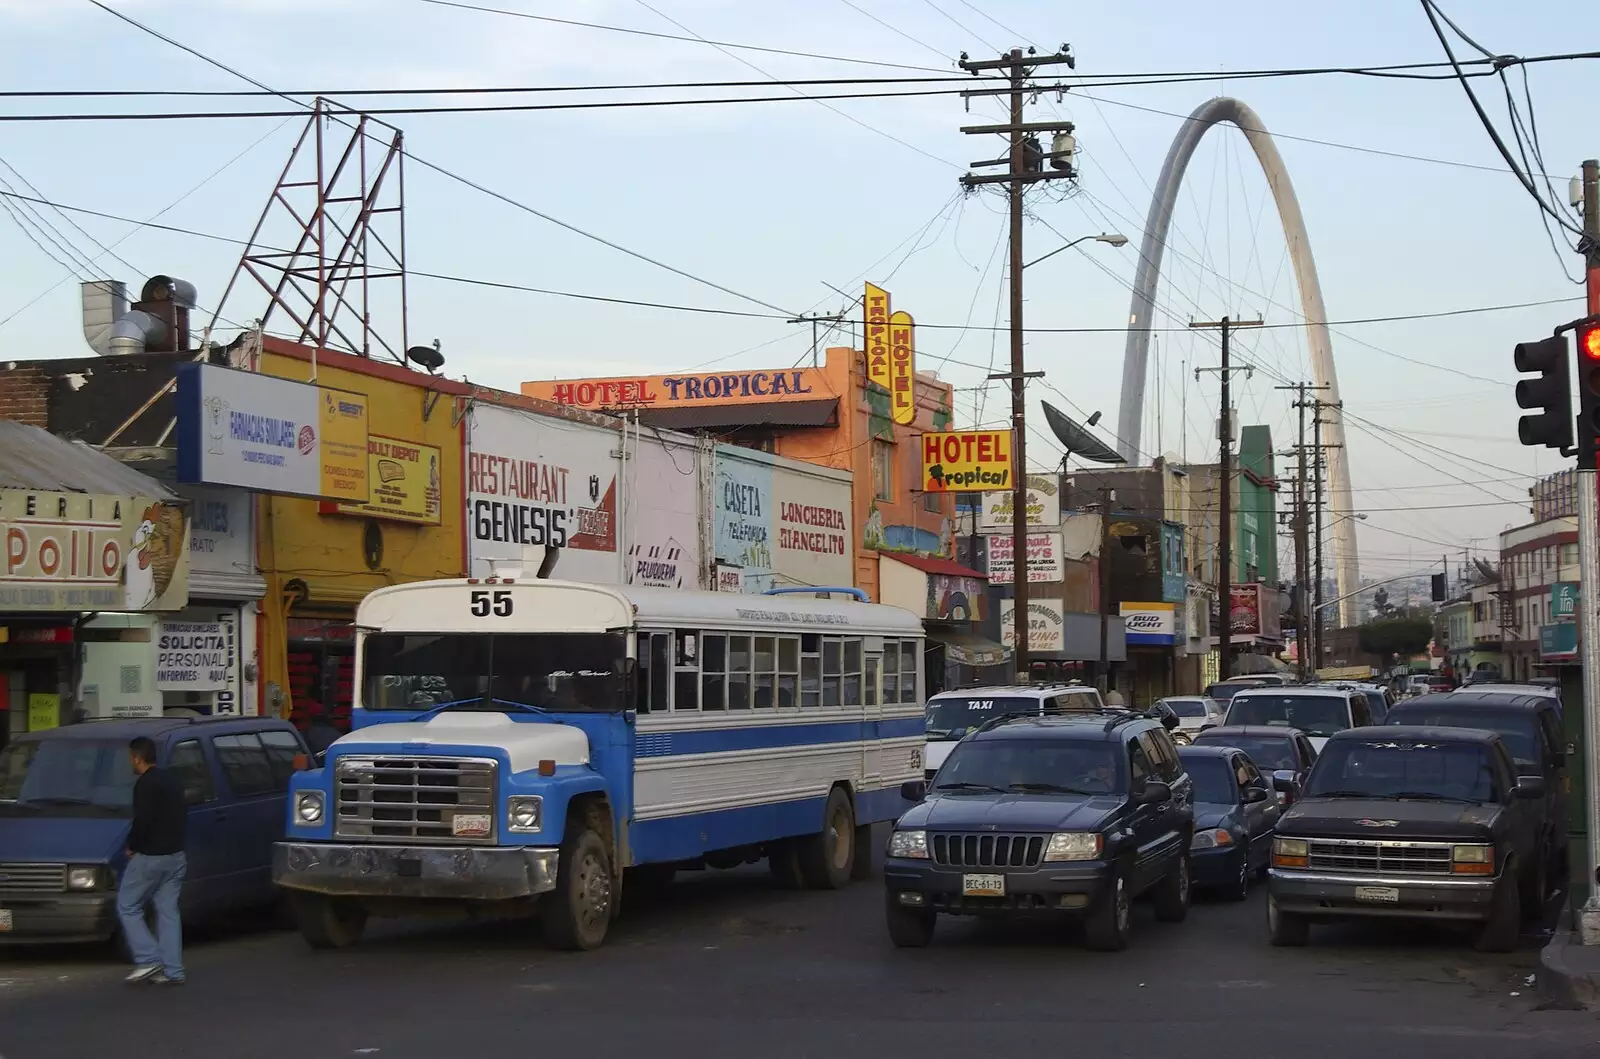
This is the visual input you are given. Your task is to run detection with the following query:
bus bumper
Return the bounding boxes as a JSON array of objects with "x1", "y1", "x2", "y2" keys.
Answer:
[{"x1": 273, "y1": 842, "x2": 560, "y2": 901}]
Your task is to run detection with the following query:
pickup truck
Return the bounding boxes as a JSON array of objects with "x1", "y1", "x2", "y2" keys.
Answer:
[{"x1": 1266, "y1": 725, "x2": 1544, "y2": 953}]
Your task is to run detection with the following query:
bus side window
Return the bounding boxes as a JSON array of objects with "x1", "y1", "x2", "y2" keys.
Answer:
[
  {"x1": 800, "y1": 634, "x2": 821, "y2": 708},
  {"x1": 753, "y1": 636, "x2": 776, "y2": 708},
  {"x1": 843, "y1": 639, "x2": 863, "y2": 705},
  {"x1": 728, "y1": 636, "x2": 752, "y2": 710},
  {"x1": 882, "y1": 642, "x2": 900, "y2": 704},
  {"x1": 778, "y1": 636, "x2": 800, "y2": 707},
  {"x1": 675, "y1": 630, "x2": 700, "y2": 712},
  {"x1": 635, "y1": 634, "x2": 652, "y2": 714},
  {"x1": 701, "y1": 634, "x2": 727, "y2": 711},
  {"x1": 822, "y1": 638, "x2": 843, "y2": 707},
  {"x1": 901, "y1": 639, "x2": 919, "y2": 703}
]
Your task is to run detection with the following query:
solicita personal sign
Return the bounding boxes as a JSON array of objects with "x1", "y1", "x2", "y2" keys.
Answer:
[{"x1": 920, "y1": 430, "x2": 1013, "y2": 493}]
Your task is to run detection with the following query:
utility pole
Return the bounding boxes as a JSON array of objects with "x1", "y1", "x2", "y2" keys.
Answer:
[
  {"x1": 1098, "y1": 483, "x2": 1115, "y2": 693},
  {"x1": 1277, "y1": 382, "x2": 1326, "y2": 681},
  {"x1": 1309, "y1": 398, "x2": 1342, "y2": 671},
  {"x1": 1192, "y1": 316, "x2": 1261, "y2": 679},
  {"x1": 786, "y1": 312, "x2": 845, "y2": 368},
  {"x1": 960, "y1": 46, "x2": 1078, "y2": 682},
  {"x1": 1575, "y1": 157, "x2": 1600, "y2": 942}
]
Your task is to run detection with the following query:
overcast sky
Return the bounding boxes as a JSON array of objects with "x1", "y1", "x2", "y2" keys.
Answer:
[{"x1": 0, "y1": 0, "x2": 1593, "y2": 585}]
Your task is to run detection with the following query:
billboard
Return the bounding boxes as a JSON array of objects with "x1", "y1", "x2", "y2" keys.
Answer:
[
  {"x1": 986, "y1": 532, "x2": 1064, "y2": 584},
  {"x1": 0, "y1": 490, "x2": 190, "y2": 612},
  {"x1": 1121, "y1": 601, "x2": 1178, "y2": 646},
  {"x1": 1001, "y1": 597, "x2": 1066, "y2": 653},
  {"x1": 175, "y1": 362, "x2": 369, "y2": 503},
  {"x1": 864, "y1": 282, "x2": 891, "y2": 390},
  {"x1": 714, "y1": 447, "x2": 852, "y2": 594},
  {"x1": 465, "y1": 404, "x2": 620, "y2": 582},
  {"x1": 921, "y1": 430, "x2": 1013, "y2": 493},
  {"x1": 979, "y1": 474, "x2": 1061, "y2": 531},
  {"x1": 326, "y1": 436, "x2": 442, "y2": 525},
  {"x1": 889, "y1": 310, "x2": 916, "y2": 425},
  {"x1": 626, "y1": 436, "x2": 702, "y2": 590},
  {"x1": 523, "y1": 368, "x2": 830, "y2": 410}
]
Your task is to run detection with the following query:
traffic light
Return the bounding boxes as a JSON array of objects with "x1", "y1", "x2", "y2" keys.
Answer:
[
  {"x1": 1576, "y1": 322, "x2": 1600, "y2": 467},
  {"x1": 1514, "y1": 335, "x2": 1573, "y2": 451}
]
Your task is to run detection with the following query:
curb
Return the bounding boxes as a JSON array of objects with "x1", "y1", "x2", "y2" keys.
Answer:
[{"x1": 1538, "y1": 915, "x2": 1600, "y2": 1011}]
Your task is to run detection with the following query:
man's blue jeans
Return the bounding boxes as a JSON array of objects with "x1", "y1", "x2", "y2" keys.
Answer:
[{"x1": 117, "y1": 852, "x2": 186, "y2": 980}]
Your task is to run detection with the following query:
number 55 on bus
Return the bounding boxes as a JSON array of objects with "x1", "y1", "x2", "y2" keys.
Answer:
[{"x1": 273, "y1": 577, "x2": 927, "y2": 950}]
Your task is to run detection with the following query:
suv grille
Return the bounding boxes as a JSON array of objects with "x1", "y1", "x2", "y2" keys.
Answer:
[
  {"x1": 1307, "y1": 838, "x2": 1453, "y2": 875},
  {"x1": 931, "y1": 833, "x2": 1046, "y2": 869},
  {"x1": 0, "y1": 862, "x2": 66, "y2": 895},
  {"x1": 334, "y1": 756, "x2": 497, "y2": 844}
]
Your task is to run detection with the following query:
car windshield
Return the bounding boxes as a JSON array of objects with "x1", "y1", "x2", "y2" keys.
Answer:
[
  {"x1": 1306, "y1": 738, "x2": 1498, "y2": 802},
  {"x1": 1389, "y1": 707, "x2": 1543, "y2": 771},
  {"x1": 924, "y1": 696, "x2": 1041, "y2": 738},
  {"x1": 1226, "y1": 694, "x2": 1351, "y2": 737},
  {"x1": 934, "y1": 740, "x2": 1123, "y2": 795},
  {"x1": 0, "y1": 739, "x2": 136, "y2": 816},
  {"x1": 363, "y1": 632, "x2": 629, "y2": 712},
  {"x1": 1162, "y1": 698, "x2": 1209, "y2": 718},
  {"x1": 1206, "y1": 682, "x2": 1261, "y2": 702},
  {"x1": 1195, "y1": 733, "x2": 1297, "y2": 771},
  {"x1": 1183, "y1": 758, "x2": 1238, "y2": 804}
]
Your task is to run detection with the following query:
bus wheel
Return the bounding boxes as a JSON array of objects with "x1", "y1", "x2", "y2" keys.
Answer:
[
  {"x1": 292, "y1": 893, "x2": 367, "y2": 950},
  {"x1": 798, "y1": 787, "x2": 856, "y2": 890},
  {"x1": 542, "y1": 827, "x2": 613, "y2": 951}
]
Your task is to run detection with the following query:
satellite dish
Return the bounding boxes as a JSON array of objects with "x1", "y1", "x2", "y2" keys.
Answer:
[
  {"x1": 406, "y1": 343, "x2": 445, "y2": 374},
  {"x1": 1041, "y1": 401, "x2": 1125, "y2": 464}
]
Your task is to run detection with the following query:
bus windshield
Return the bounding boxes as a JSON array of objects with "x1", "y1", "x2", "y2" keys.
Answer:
[{"x1": 362, "y1": 632, "x2": 629, "y2": 713}]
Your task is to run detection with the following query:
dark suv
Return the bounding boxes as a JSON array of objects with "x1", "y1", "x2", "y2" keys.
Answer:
[
  {"x1": 883, "y1": 712, "x2": 1194, "y2": 951},
  {"x1": 1267, "y1": 726, "x2": 1544, "y2": 952}
]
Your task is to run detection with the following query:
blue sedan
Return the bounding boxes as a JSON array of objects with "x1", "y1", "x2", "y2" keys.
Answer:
[{"x1": 1177, "y1": 745, "x2": 1282, "y2": 901}]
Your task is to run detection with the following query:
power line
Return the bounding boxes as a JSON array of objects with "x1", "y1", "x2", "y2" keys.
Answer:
[{"x1": 0, "y1": 75, "x2": 998, "y2": 97}]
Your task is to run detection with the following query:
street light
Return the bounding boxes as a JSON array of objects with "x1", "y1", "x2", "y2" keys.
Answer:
[{"x1": 1023, "y1": 232, "x2": 1129, "y2": 270}]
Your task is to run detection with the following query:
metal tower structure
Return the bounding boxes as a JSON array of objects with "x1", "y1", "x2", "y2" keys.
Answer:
[{"x1": 208, "y1": 97, "x2": 408, "y2": 363}]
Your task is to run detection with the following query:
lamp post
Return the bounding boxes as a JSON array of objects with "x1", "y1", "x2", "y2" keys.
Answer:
[{"x1": 998, "y1": 231, "x2": 1128, "y2": 682}]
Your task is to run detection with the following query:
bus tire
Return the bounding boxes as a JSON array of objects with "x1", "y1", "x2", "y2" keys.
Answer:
[
  {"x1": 541, "y1": 827, "x2": 614, "y2": 951},
  {"x1": 292, "y1": 892, "x2": 367, "y2": 950},
  {"x1": 768, "y1": 840, "x2": 806, "y2": 890},
  {"x1": 850, "y1": 822, "x2": 875, "y2": 881},
  {"x1": 797, "y1": 786, "x2": 856, "y2": 890}
]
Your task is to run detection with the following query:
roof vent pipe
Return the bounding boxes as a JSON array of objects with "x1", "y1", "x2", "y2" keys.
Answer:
[
  {"x1": 106, "y1": 310, "x2": 170, "y2": 357},
  {"x1": 81, "y1": 279, "x2": 129, "y2": 355}
]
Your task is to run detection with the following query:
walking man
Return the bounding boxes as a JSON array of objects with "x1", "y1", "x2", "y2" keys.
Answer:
[{"x1": 119, "y1": 735, "x2": 187, "y2": 984}]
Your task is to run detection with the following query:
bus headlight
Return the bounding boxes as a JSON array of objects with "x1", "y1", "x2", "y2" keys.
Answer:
[
  {"x1": 295, "y1": 791, "x2": 325, "y2": 825},
  {"x1": 507, "y1": 796, "x2": 543, "y2": 833}
]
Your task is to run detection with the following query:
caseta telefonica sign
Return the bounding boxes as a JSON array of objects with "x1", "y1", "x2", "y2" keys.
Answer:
[{"x1": 524, "y1": 369, "x2": 828, "y2": 409}]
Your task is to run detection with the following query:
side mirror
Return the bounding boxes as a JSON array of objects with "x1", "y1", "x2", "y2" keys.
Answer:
[
  {"x1": 1242, "y1": 786, "x2": 1269, "y2": 804},
  {"x1": 1161, "y1": 712, "x2": 1179, "y2": 731},
  {"x1": 1271, "y1": 770, "x2": 1297, "y2": 793},
  {"x1": 1513, "y1": 776, "x2": 1546, "y2": 800},
  {"x1": 1138, "y1": 781, "x2": 1172, "y2": 805},
  {"x1": 900, "y1": 780, "x2": 928, "y2": 801}
]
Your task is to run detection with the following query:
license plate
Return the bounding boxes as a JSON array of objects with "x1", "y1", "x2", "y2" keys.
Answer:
[
  {"x1": 451, "y1": 813, "x2": 491, "y2": 837},
  {"x1": 0, "y1": 909, "x2": 11, "y2": 932},
  {"x1": 1354, "y1": 885, "x2": 1400, "y2": 904},
  {"x1": 962, "y1": 873, "x2": 1005, "y2": 897}
]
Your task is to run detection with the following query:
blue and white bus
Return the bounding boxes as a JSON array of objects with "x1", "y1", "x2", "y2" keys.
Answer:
[{"x1": 273, "y1": 576, "x2": 926, "y2": 950}]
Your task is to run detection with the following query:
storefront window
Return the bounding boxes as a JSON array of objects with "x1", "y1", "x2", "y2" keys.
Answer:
[{"x1": 872, "y1": 441, "x2": 893, "y2": 501}]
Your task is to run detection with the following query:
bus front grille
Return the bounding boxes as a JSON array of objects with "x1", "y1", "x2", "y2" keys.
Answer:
[{"x1": 333, "y1": 756, "x2": 497, "y2": 845}]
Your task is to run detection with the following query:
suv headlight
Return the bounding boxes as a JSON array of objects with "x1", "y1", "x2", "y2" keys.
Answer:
[
  {"x1": 1043, "y1": 833, "x2": 1103, "y2": 862},
  {"x1": 1452, "y1": 844, "x2": 1494, "y2": 875},
  {"x1": 66, "y1": 865, "x2": 106, "y2": 891},
  {"x1": 1191, "y1": 828, "x2": 1234, "y2": 850},
  {"x1": 294, "y1": 790, "x2": 325, "y2": 825},
  {"x1": 887, "y1": 830, "x2": 929, "y2": 859},
  {"x1": 507, "y1": 795, "x2": 543, "y2": 833},
  {"x1": 1272, "y1": 837, "x2": 1308, "y2": 867}
]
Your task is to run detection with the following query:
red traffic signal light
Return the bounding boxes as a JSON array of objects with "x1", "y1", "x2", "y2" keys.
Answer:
[{"x1": 1583, "y1": 324, "x2": 1600, "y2": 360}]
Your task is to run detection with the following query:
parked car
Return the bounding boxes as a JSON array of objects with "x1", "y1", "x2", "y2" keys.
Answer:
[
  {"x1": 1204, "y1": 678, "x2": 1269, "y2": 705},
  {"x1": 1401, "y1": 674, "x2": 1436, "y2": 698},
  {"x1": 922, "y1": 683, "x2": 1106, "y2": 779},
  {"x1": 1387, "y1": 691, "x2": 1569, "y2": 901},
  {"x1": 1266, "y1": 726, "x2": 1545, "y2": 952},
  {"x1": 1178, "y1": 745, "x2": 1282, "y2": 900},
  {"x1": 884, "y1": 711, "x2": 1194, "y2": 951},
  {"x1": 1156, "y1": 696, "x2": 1224, "y2": 744},
  {"x1": 1190, "y1": 725, "x2": 1317, "y2": 805},
  {"x1": 1452, "y1": 682, "x2": 1563, "y2": 718},
  {"x1": 1222, "y1": 685, "x2": 1374, "y2": 751},
  {"x1": 0, "y1": 716, "x2": 310, "y2": 945},
  {"x1": 1310, "y1": 682, "x2": 1392, "y2": 724}
]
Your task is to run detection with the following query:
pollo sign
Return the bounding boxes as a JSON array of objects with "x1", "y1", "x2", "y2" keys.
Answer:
[{"x1": 0, "y1": 490, "x2": 190, "y2": 612}]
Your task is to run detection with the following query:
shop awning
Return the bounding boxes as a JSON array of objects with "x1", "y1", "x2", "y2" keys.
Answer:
[
  {"x1": 928, "y1": 627, "x2": 1011, "y2": 667},
  {"x1": 633, "y1": 398, "x2": 838, "y2": 430}
]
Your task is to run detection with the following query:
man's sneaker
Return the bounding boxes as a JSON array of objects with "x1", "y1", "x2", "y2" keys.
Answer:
[
  {"x1": 149, "y1": 972, "x2": 185, "y2": 985},
  {"x1": 125, "y1": 965, "x2": 161, "y2": 984}
]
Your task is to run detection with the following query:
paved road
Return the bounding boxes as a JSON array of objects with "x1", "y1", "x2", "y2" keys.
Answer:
[{"x1": 3, "y1": 859, "x2": 1597, "y2": 1059}]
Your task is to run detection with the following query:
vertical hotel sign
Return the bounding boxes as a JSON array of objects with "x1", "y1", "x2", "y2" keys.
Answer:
[
  {"x1": 864, "y1": 283, "x2": 891, "y2": 390},
  {"x1": 889, "y1": 310, "x2": 915, "y2": 425}
]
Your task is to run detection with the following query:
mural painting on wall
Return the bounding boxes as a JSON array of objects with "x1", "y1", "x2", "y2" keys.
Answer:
[
  {"x1": 862, "y1": 504, "x2": 954, "y2": 560},
  {"x1": 926, "y1": 571, "x2": 986, "y2": 622},
  {"x1": 626, "y1": 440, "x2": 702, "y2": 590},
  {"x1": 715, "y1": 455, "x2": 774, "y2": 594}
]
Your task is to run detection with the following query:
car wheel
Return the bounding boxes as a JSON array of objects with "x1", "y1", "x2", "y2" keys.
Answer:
[
  {"x1": 1222, "y1": 849, "x2": 1251, "y2": 902},
  {"x1": 291, "y1": 892, "x2": 367, "y2": 950},
  {"x1": 1084, "y1": 870, "x2": 1131, "y2": 952},
  {"x1": 1267, "y1": 893, "x2": 1310, "y2": 947},
  {"x1": 884, "y1": 892, "x2": 936, "y2": 948},
  {"x1": 1475, "y1": 869, "x2": 1520, "y2": 953},
  {"x1": 1153, "y1": 853, "x2": 1191, "y2": 923},
  {"x1": 797, "y1": 787, "x2": 856, "y2": 890}
]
